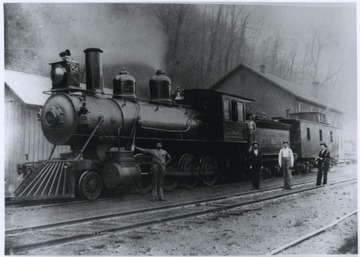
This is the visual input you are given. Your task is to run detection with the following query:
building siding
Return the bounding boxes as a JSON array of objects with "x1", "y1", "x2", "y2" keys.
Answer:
[
  {"x1": 213, "y1": 65, "x2": 342, "y2": 129},
  {"x1": 214, "y1": 66, "x2": 296, "y2": 118},
  {"x1": 5, "y1": 85, "x2": 70, "y2": 196}
]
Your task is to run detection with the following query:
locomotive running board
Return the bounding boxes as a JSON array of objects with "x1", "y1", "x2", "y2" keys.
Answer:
[{"x1": 13, "y1": 161, "x2": 75, "y2": 199}]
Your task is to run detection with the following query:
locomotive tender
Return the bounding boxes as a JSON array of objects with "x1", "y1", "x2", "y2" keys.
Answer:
[{"x1": 15, "y1": 48, "x2": 331, "y2": 200}]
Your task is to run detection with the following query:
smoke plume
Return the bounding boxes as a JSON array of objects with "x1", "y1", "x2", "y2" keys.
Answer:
[{"x1": 5, "y1": 3, "x2": 167, "y2": 91}]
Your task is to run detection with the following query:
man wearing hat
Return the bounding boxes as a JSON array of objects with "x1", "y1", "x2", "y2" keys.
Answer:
[
  {"x1": 316, "y1": 143, "x2": 331, "y2": 186},
  {"x1": 278, "y1": 141, "x2": 294, "y2": 189},
  {"x1": 248, "y1": 141, "x2": 263, "y2": 189}
]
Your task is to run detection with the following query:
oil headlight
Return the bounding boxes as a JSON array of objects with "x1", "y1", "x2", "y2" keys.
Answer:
[{"x1": 51, "y1": 64, "x2": 66, "y2": 85}]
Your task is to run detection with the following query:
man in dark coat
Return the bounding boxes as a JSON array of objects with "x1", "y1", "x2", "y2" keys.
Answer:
[
  {"x1": 316, "y1": 143, "x2": 331, "y2": 186},
  {"x1": 248, "y1": 141, "x2": 263, "y2": 189}
]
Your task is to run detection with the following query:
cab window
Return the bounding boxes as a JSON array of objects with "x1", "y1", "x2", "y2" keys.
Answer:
[
  {"x1": 231, "y1": 101, "x2": 238, "y2": 122},
  {"x1": 223, "y1": 100, "x2": 230, "y2": 121},
  {"x1": 237, "y1": 102, "x2": 244, "y2": 122},
  {"x1": 224, "y1": 98, "x2": 244, "y2": 123}
]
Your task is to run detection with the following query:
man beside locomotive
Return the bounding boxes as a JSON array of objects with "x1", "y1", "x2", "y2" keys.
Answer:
[
  {"x1": 134, "y1": 142, "x2": 171, "y2": 201},
  {"x1": 248, "y1": 141, "x2": 263, "y2": 189},
  {"x1": 246, "y1": 114, "x2": 257, "y2": 151},
  {"x1": 316, "y1": 143, "x2": 331, "y2": 186},
  {"x1": 278, "y1": 141, "x2": 294, "y2": 189}
]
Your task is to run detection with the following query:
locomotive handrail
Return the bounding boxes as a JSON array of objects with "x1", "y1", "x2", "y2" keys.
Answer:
[
  {"x1": 43, "y1": 89, "x2": 197, "y2": 109},
  {"x1": 76, "y1": 116, "x2": 104, "y2": 160},
  {"x1": 127, "y1": 101, "x2": 141, "y2": 150},
  {"x1": 138, "y1": 114, "x2": 199, "y2": 133}
]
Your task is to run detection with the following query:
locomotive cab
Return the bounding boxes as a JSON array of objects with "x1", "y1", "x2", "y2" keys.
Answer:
[{"x1": 184, "y1": 89, "x2": 253, "y2": 142}]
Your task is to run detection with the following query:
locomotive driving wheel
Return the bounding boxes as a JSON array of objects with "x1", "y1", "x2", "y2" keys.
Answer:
[
  {"x1": 179, "y1": 153, "x2": 199, "y2": 189},
  {"x1": 164, "y1": 155, "x2": 179, "y2": 192},
  {"x1": 78, "y1": 171, "x2": 102, "y2": 200},
  {"x1": 134, "y1": 153, "x2": 153, "y2": 194},
  {"x1": 200, "y1": 154, "x2": 219, "y2": 187}
]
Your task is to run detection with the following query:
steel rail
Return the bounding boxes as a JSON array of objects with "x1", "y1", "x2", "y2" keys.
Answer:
[
  {"x1": 268, "y1": 210, "x2": 358, "y2": 255},
  {"x1": 5, "y1": 171, "x2": 355, "y2": 209},
  {"x1": 6, "y1": 174, "x2": 355, "y2": 235},
  {"x1": 6, "y1": 177, "x2": 357, "y2": 254}
]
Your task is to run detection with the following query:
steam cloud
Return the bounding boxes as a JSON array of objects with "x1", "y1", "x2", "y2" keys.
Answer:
[{"x1": 6, "y1": 3, "x2": 167, "y2": 78}]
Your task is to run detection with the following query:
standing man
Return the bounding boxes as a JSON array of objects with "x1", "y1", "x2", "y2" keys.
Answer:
[
  {"x1": 278, "y1": 141, "x2": 294, "y2": 189},
  {"x1": 246, "y1": 114, "x2": 257, "y2": 151},
  {"x1": 316, "y1": 143, "x2": 331, "y2": 186},
  {"x1": 134, "y1": 141, "x2": 171, "y2": 201},
  {"x1": 248, "y1": 141, "x2": 263, "y2": 189}
]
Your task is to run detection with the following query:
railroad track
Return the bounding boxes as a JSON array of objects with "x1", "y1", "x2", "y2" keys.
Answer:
[
  {"x1": 5, "y1": 188, "x2": 130, "y2": 208},
  {"x1": 5, "y1": 175, "x2": 357, "y2": 255},
  {"x1": 268, "y1": 210, "x2": 357, "y2": 255},
  {"x1": 5, "y1": 165, "x2": 355, "y2": 210}
]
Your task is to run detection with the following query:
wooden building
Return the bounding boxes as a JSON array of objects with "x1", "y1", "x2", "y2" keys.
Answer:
[
  {"x1": 4, "y1": 70, "x2": 70, "y2": 196},
  {"x1": 211, "y1": 64, "x2": 343, "y2": 129}
]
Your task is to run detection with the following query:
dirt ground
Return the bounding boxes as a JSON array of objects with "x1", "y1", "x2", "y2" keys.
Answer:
[{"x1": 24, "y1": 166, "x2": 357, "y2": 256}]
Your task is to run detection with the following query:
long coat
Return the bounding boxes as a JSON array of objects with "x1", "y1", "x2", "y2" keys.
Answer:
[
  {"x1": 317, "y1": 149, "x2": 331, "y2": 169},
  {"x1": 248, "y1": 149, "x2": 263, "y2": 169}
]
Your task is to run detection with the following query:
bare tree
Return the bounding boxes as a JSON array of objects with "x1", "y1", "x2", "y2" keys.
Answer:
[
  {"x1": 283, "y1": 41, "x2": 299, "y2": 80},
  {"x1": 302, "y1": 25, "x2": 341, "y2": 93},
  {"x1": 235, "y1": 12, "x2": 250, "y2": 64},
  {"x1": 172, "y1": 5, "x2": 190, "y2": 60},
  {"x1": 200, "y1": 5, "x2": 207, "y2": 82},
  {"x1": 224, "y1": 5, "x2": 243, "y2": 72},
  {"x1": 259, "y1": 34, "x2": 273, "y2": 65},
  {"x1": 207, "y1": 5, "x2": 224, "y2": 82}
]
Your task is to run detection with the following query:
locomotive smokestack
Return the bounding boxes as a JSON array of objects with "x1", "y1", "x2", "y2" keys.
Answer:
[{"x1": 84, "y1": 48, "x2": 104, "y2": 95}]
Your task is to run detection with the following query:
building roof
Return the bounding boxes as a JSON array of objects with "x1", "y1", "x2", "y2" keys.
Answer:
[
  {"x1": 4, "y1": 70, "x2": 111, "y2": 106},
  {"x1": 211, "y1": 64, "x2": 342, "y2": 114},
  {"x1": 5, "y1": 70, "x2": 53, "y2": 106},
  {"x1": 185, "y1": 89, "x2": 254, "y2": 103}
]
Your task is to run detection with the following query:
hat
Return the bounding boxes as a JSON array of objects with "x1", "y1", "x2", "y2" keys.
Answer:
[
  {"x1": 283, "y1": 141, "x2": 289, "y2": 144},
  {"x1": 320, "y1": 143, "x2": 328, "y2": 148},
  {"x1": 253, "y1": 141, "x2": 259, "y2": 146}
]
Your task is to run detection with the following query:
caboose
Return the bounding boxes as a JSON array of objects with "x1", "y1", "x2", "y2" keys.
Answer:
[
  {"x1": 13, "y1": 48, "x2": 291, "y2": 200},
  {"x1": 276, "y1": 112, "x2": 340, "y2": 172}
]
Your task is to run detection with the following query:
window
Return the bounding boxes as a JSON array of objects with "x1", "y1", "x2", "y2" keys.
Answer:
[
  {"x1": 319, "y1": 129, "x2": 323, "y2": 141},
  {"x1": 224, "y1": 98, "x2": 245, "y2": 123},
  {"x1": 231, "y1": 101, "x2": 238, "y2": 122},
  {"x1": 307, "y1": 128, "x2": 311, "y2": 141},
  {"x1": 237, "y1": 102, "x2": 244, "y2": 122},
  {"x1": 298, "y1": 103, "x2": 302, "y2": 112},
  {"x1": 330, "y1": 131, "x2": 333, "y2": 142},
  {"x1": 223, "y1": 100, "x2": 230, "y2": 121}
]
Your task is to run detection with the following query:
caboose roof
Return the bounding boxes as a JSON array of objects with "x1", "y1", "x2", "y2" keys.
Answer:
[{"x1": 211, "y1": 64, "x2": 342, "y2": 114}]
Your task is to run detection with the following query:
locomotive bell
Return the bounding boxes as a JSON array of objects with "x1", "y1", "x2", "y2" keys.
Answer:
[
  {"x1": 113, "y1": 68, "x2": 136, "y2": 98},
  {"x1": 149, "y1": 70, "x2": 172, "y2": 102},
  {"x1": 49, "y1": 49, "x2": 80, "y2": 89}
]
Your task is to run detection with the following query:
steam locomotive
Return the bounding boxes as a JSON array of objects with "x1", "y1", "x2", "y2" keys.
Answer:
[{"x1": 13, "y1": 48, "x2": 339, "y2": 200}]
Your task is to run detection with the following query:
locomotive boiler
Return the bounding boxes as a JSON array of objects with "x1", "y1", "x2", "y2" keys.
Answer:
[
  {"x1": 14, "y1": 48, "x2": 291, "y2": 200},
  {"x1": 14, "y1": 48, "x2": 207, "y2": 200}
]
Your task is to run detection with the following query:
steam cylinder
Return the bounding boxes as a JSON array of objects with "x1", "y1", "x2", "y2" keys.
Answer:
[{"x1": 101, "y1": 151, "x2": 140, "y2": 189}]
